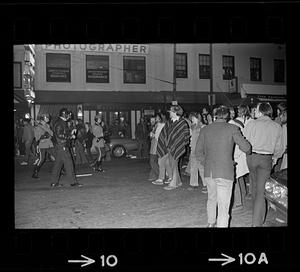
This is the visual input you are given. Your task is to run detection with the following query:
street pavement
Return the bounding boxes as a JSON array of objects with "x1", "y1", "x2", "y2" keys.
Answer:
[{"x1": 14, "y1": 156, "x2": 282, "y2": 229}]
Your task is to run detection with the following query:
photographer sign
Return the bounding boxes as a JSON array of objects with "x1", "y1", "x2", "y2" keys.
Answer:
[{"x1": 42, "y1": 44, "x2": 149, "y2": 54}]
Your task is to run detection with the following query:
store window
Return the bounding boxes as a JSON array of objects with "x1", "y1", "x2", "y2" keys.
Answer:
[
  {"x1": 176, "y1": 53, "x2": 188, "y2": 78},
  {"x1": 123, "y1": 56, "x2": 146, "y2": 84},
  {"x1": 250, "y1": 57, "x2": 262, "y2": 81},
  {"x1": 86, "y1": 55, "x2": 109, "y2": 83},
  {"x1": 46, "y1": 53, "x2": 71, "y2": 82},
  {"x1": 96, "y1": 111, "x2": 108, "y2": 125},
  {"x1": 222, "y1": 55, "x2": 235, "y2": 80},
  {"x1": 199, "y1": 54, "x2": 210, "y2": 79},
  {"x1": 274, "y1": 59, "x2": 285, "y2": 83},
  {"x1": 14, "y1": 62, "x2": 22, "y2": 88},
  {"x1": 108, "y1": 111, "x2": 130, "y2": 138}
]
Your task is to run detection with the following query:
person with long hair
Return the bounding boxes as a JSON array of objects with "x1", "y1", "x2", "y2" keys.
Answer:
[
  {"x1": 156, "y1": 104, "x2": 190, "y2": 190},
  {"x1": 152, "y1": 111, "x2": 172, "y2": 185},
  {"x1": 188, "y1": 112, "x2": 207, "y2": 192},
  {"x1": 228, "y1": 104, "x2": 252, "y2": 211},
  {"x1": 148, "y1": 113, "x2": 164, "y2": 181}
]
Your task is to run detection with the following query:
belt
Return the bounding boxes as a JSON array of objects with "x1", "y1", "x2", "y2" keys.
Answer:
[{"x1": 252, "y1": 152, "x2": 273, "y2": 156}]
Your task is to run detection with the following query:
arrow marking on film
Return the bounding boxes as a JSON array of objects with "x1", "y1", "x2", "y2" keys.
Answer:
[
  {"x1": 68, "y1": 255, "x2": 95, "y2": 267},
  {"x1": 208, "y1": 253, "x2": 235, "y2": 266}
]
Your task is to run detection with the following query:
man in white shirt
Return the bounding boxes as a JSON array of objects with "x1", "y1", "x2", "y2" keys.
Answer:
[{"x1": 244, "y1": 102, "x2": 285, "y2": 227}]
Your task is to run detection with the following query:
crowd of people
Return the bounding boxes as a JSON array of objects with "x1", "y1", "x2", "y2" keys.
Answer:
[
  {"x1": 146, "y1": 101, "x2": 287, "y2": 227},
  {"x1": 14, "y1": 108, "x2": 113, "y2": 186},
  {"x1": 14, "y1": 100, "x2": 287, "y2": 227}
]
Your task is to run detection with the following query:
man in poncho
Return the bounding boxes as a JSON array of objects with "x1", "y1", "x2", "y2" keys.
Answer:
[{"x1": 157, "y1": 104, "x2": 190, "y2": 190}]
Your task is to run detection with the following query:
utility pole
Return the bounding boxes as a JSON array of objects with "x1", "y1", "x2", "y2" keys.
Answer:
[
  {"x1": 209, "y1": 43, "x2": 214, "y2": 109},
  {"x1": 172, "y1": 43, "x2": 177, "y2": 101},
  {"x1": 209, "y1": 43, "x2": 213, "y2": 95}
]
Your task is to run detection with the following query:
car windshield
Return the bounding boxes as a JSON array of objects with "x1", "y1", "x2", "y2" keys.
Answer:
[{"x1": 271, "y1": 169, "x2": 287, "y2": 187}]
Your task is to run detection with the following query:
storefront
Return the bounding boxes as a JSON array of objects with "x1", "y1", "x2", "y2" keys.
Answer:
[{"x1": 33, "y1": 90, "x2": 221, "y2": 139}]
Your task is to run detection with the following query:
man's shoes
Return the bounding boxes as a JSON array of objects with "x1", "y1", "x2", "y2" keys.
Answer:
[
  {"x1": 187, "y1": 186, "x2": 198, "y2": 191},
  {"x1": 70, "y1": 182, "x2": 83, "y2": 187},
  {"x1": 164, "y1": 183, "x2": 182, "y2": 190},
  {"x1": 164, "y1": 185, "x2": 177, "y2": 190},
  {"x1": 164, "y1": 177, "x2": 172, "y2": 184},
  {"x1": 20, "y1": 161, "x2": 28, "y2": 166},
  {"x1": 207, "y1": 223, "x2": 216, "y2": 228},
  {"x1": 152, "y1": 179, "x2": 164, "y2": 185},
  {"x1": 51, "y1": 183, "x2": 63, "y2": 187}
]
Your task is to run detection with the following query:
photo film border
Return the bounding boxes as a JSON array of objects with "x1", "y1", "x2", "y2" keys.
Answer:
[{"x1": 3, "y1": 2, "x2": 298, "y2": 271}]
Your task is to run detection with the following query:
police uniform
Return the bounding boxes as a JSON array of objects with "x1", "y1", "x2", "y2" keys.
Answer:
[
  {"x1": 32, "y1": 114, "x2": 55, "y2": 178},
  {"x1": 90, "y1": 115, "x2": 105, "y2": 172},
  {"x1": 50, "y1": 110, "x2": 82, "y2": 187}
]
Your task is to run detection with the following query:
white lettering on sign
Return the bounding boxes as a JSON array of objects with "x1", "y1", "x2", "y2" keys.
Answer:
[{"x1": 42, "y1": 44, "x2": 149, "y2": 54}]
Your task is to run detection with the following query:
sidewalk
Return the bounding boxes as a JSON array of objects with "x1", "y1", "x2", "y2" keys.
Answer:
[{"x1": 14, "y1": 157, "x2": 280, "y2": 228}]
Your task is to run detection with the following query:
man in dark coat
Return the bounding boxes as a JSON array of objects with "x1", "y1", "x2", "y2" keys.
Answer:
[
  {"x1": 195, "y1": 106, "x2": 251, "y2": 227},
  {"x1": 50, "y1": 108, "x2": 82, "y2": 187}
]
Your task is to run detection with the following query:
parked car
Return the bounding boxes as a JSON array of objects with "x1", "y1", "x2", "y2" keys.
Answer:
[
  {"x1": 265, "y1": 168, "x2": 287, "y2": 225},
  {"x1": 109, "y1": 137, "x2": 138, "y2": 158}
]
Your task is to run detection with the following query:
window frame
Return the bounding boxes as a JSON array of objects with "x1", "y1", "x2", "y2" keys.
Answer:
[
  {"x1": 86, "y1": 55, "x2": 110, "y2": 83},
  {"x1": 175, "y1": 52, "x2": 188, "y2": 78},
  {"x1": 274, "y1": 59, "x2": 285, "y2": 83},
  {"x1": 250, "y1": 57, "x2": 262, "y2": 82},
  {"x1": 222, "y1": 55, "x2": 235, "y2": 80},
  {"x1": 46, "y1": 53, "x2": 71, "y2": 82},
  {"x1": 13, "y1": 62, "x2": 22, "y2": 88},
  {"x1": 199, "y1": 54, "x2": 210, "y2": 79},
  {"x1": 123, "y1": 56, "x2": 146, "y2": 84}
]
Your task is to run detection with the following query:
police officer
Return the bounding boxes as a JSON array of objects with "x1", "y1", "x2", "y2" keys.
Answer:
[
  {"x1": 32, "y1": 113, "x2": 55, "y2": 179},
  {"x1": 90, "y1": 114, "x2": 105, "y2": 172},
  {"x1": 50, "y1": 108, "x2": 82, "y2": 187}
]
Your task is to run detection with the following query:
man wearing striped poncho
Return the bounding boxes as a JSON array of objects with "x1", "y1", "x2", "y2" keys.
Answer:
[{"x1": 157, "y1": 105, "x2": 190, "y2": 190}]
